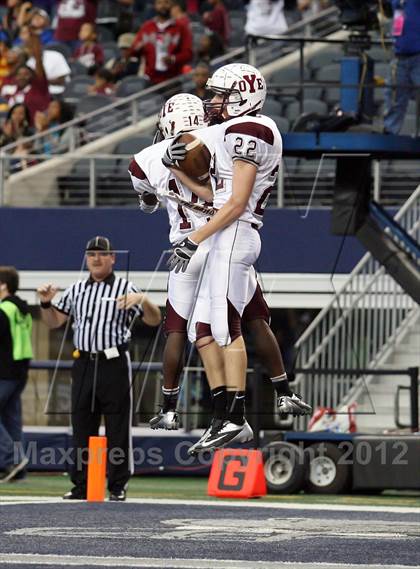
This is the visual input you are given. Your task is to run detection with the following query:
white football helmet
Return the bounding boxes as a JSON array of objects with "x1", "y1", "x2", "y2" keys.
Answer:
[
  {"x1": 205, "y1": 63, "x2": 267, "y2": 122},
  {"x1": 157, "y1": 93, "x2": 207, "y2": 140}
]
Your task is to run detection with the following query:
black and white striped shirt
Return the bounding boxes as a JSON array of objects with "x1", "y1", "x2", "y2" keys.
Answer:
[{"x1": 54, "y1": 273, "x2": 143, "y2": 352}]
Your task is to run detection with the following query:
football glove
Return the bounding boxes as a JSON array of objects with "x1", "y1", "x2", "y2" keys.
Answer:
[
  {"x1": 162, "y1": 134, "x2": 187, "y2": 168},
  {"x1": 167, "y1": 237, "x2": 198, "y2": 273},
  {"x1": 138, "y1": 192, "x2": 159, "y2": 214}
]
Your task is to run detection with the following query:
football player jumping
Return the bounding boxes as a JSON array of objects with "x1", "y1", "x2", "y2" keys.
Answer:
[
  {"x1": 128, "y1": 94, "x2": 213, "y2": 431},
  {"x1": 165, "y1": 64, "x2": 312, "y2": 453}
]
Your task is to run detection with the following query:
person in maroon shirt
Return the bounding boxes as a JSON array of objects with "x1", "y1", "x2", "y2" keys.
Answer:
[
  {"x1": 72, "y1": 22, "x2": 104, "y2": 74},
  {"x1": 0, "y1": 32, "x2": 50, "y2": 124},
  {"x1": 130, "y1": 0, "x2": 192, "y2": 85},
  {"x1": 87, "y1": 67, "x2": 115, "y2": 96},
  {"x1": 202, "y1": 0, "x2": 230, "y2": 46},
  {"x1": 54, "y1": 0, "x2": 98, "y2": 47}
]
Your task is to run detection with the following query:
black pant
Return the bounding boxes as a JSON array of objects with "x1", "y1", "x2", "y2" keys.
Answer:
[{"x1": 70, "y1": 353, "x2": 132, "y2": 493}]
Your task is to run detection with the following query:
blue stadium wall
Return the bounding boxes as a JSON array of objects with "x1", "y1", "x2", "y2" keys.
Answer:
[{"x1": 1, "y1": 208, "x2": 365, "y2": 273}]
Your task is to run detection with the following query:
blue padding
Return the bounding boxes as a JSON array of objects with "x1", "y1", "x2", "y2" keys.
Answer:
[
  {"x1": 0, "y1": 208, "x2": 365, "y2": 273},
  {"x1": 283, "y1": 133, "x2": 420, "y2": 157},
  {"x1": 17, "y1": 431, "x2": 255, "y2": 476},
  {"x1": 340, "y1": 57, "x2": 360, "y2": 113}
]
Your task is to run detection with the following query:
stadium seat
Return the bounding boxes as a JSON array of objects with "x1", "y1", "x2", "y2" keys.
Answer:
[
  {"x1": 47, "y1": 42, "x2": 73, "y2": 60},
  {"x1": 137, "y1": 95, "x2": 164, "y2": 116},
  {"x1": 76, "y1": 94, "x2": 112, "y2": 116},
  {"x1": 229, "y1": 29, "x2": 245, "y2": 48},
  {"x1": 116, "y1": 76, "x2": 150, "y2": 97},
  {"x1": 267, "y1": 67, "x2": 310, "y2": 97},
  {"x1": 102, "y1": 42, "x2": 119, "y2": 64},
  {"x1": 272, "y1": 115, "x2": 289, "y2": 133},
  {"x1": 97, "y1": 25, "x2": 116, "y2": 43},
  {"x1": 96, "y1": 0, "x2": 119, "y2": 23},
  {"x1": 367, "y1": 46, "x2": 392, "y2": 63},
  {"x1": 263, "y1": 97, "x2": 283, "y2": 116},
  {"x1": 374, "y1": 62, "x2": 389, "y2": 83},
  {"x1": 70, "y1": 61, "x2": 88, "y2": 76},
  {"x1": 114, "y1": 136, "x2": 153, "y2": 156},
  {"x1": 307, "y1": 49, "x2": 343, "y2": 73},
  {"x1": 285, "y1": 99, "x2": 328, "y2": 122},
  {"x1": 63, "y1": 76, "x2": 95, "y2": 101},
  {"x1": 400, "y1": 114, "x2": 418, "y2": 136},
  {"x1": 315, "y1": 64, "x2": 341, "y2": 105}
]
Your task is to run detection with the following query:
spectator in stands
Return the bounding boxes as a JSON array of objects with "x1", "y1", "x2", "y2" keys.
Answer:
[
  {"x1": 72, "y1": 22, "x2": 104, "y2": 74},
  {"x1": 384, "y1": 0, "x2": 420, "y2": 135},
  {"x1": 130, "y1": 0, "x2": 193, "y2": 85},
  {"x1": 0, "y1": 266, "x2": 33, "y2": 483},
  {"x1": 195, "y1": 30, "x2": 224, "y2": 63},
  {"x1": 5, "y1": 45, "x2": 26, "y2": 77},
  {"x1": 245, "y1": 0, "x2": 288, "y2": 37},
  {"x1": 171, "y1": 0, "x2": 191, "y2": 30},
  {"x1": 202, "y1": 0, "x2": 230, "y2": 46},
  {"x1": 0, "y1": 32, "x2": 49, "y2": 124},
  {"x1": 16, "y1": 7, "x2": 54, "y2": 46},
  {"x1": 31, "y1": 0, "x2": 56, "y2": 15},
  {"x1": 0, "y1": 40, "x2": 11, "y2": 86},
  {"x1": 0, "y1": 102, "x2": 32, "y2": 146},
  {"x1": 54, "y1": 0, "x2": 98, "y2": 49},
  {"x1": 191, "y1": 61, "x2": 212, "y2": 100},
  {"x1": 87, "y1": 67, "x2": 115, "y2": 96},
  {"x1": 2, "y1": 0, "x2": 30, "y2": 43},
  {"x1": 34, "y1": 98, "x2": 74, "y2": 154},
  {"x1": 105, "y1": 32, "x2": 138, "y2": 82},
  {"x1": 20, "y1": 24, "x2": 71, "y2": 95}
]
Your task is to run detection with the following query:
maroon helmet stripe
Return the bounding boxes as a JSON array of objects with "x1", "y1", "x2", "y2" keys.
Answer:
[
  {"x1": 225, "y1": 122, "x2": 274, "y2": 145},
  {"x1": 128, "y1": 158, "x2": 147, "y2": 180}
]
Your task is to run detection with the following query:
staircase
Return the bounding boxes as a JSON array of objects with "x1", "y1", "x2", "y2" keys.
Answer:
[
  {"x1": 293, "y1": 184, "x2": 420, "y2": 432},
  {"x1": 351, "y1": 318, "x2": 419, "y2": 432}
]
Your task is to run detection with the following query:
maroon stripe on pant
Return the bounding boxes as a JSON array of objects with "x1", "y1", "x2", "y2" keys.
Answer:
[
  {"x1": 164, "y1": 300, "x2": 187, "y2": 335},
  {"x1": 196, "y1": 321, "x2": 212, "y2": 341},
  {"x1": 242, "y1": 282, "x2": 270, "y2": 324},
  {"x1": 227, "y1": 299, "x2": 242, "y2": 342}
]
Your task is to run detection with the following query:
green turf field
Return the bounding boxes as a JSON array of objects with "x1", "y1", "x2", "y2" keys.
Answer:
[{"x1": 0, "y1": 474, "x2": 419, "y2": 507}]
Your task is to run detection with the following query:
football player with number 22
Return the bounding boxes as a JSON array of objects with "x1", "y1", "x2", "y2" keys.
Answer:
[{"x1": 165, "y1": 64, "x2": 312, "y2": 455}]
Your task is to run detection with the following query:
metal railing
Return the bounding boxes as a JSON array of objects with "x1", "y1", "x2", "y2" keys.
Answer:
[
  {"x1": 0, "y1": 6, "x2": 340, "y2": 161},
  {"x1": 28, "y1": 359, "x2": 205, "y2": 432},
  {"x1": 1, "y1": 152, "x2": 418, "y2": 208},
  {"x1": 0, "y1": 153, "x2": 141, "y2": 207},
  {"x1": 292, "y1": 184, "x2": 420, "y2": 429}
]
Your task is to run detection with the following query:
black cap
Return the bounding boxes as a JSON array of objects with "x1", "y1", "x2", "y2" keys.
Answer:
[{"x1": 85, "y1": 236, "x2": 114, "y2": 252}]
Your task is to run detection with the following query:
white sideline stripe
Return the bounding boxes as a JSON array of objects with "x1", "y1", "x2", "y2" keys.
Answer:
[
  {"x1": 0, "y1": 555, "x2": 419, "y2": 569},
  {"x1": 0, "y1": 496, "x2": 419, "y2": 514}
]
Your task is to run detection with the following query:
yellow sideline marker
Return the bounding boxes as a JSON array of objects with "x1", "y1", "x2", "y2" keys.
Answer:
[{"x1": 87, "y1": 436, "x2": 107, "y2": 502}]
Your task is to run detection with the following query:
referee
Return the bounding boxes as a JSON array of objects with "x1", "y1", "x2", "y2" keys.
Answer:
[{"x1": 37, "y1": 236, "x2": 161, "y2": 501}]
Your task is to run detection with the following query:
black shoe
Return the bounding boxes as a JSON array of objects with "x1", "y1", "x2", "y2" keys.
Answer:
[
  {"x1": 187, "y1": 417, "x2": 225, "y2": 456},
  {"x1": 63, "y1": 487, "x2": 86, "y2": 500},
  {"x1": 0, "y1": 457, "x2": 29, "y2": 483},
  {"x1": 109, "y1": 489, "x2": 126, "y2": 502},
  {"x1": 200, "y1": 420, "x2": 247, "y2": 451}
]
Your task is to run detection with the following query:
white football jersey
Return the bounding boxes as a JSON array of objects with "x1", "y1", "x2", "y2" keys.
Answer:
[
  {"x1": 129, "y1": 139, "x2": 208, "y2": 245},
  {"x1": 210, "y1": 114, "x2": 282, "y2": 228}
]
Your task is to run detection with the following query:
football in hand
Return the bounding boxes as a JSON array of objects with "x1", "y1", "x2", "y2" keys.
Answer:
[{"x1": 176, "y1": 133, "x2": 211, "y2": 183}]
